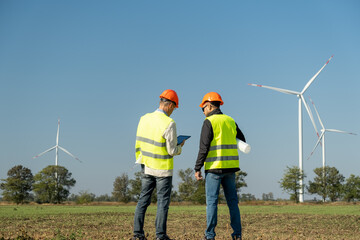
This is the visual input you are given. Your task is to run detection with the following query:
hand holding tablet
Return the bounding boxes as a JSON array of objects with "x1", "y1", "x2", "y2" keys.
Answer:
[{"x1": 177, "y1": 135, "x2": 191, "y2": 145}]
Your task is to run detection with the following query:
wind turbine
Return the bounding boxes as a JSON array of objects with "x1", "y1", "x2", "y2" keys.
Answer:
[
  {"x1": 33, "y1": 119, "x2": 81, "y2": 166},
  {"x1": 307, "y1": 97, "x2": 357, "y2": 169},
  {"x1": 248, "y1": 55, "x2": 333, "y2": 202}
]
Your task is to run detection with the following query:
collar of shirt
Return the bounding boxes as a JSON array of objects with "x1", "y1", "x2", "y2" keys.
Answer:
[
  {"x1": 156, "y1": 108, "x2": 168, "y2": 116},
  {"x1": 207, "y1": 108, "x2": 222, "y2": 117}
]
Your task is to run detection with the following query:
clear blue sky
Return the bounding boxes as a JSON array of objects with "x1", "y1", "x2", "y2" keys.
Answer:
[{"x1": 1, "y1": 0, "x2": 359, "y2": 200}]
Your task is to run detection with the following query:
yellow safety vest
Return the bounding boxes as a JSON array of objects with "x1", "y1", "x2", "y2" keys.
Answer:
[
  {"x1": 204, "y1": 114, "x2": 239, "y2": 170},
  {"x1": 135, "y1": 111, "x2": 174, "y2": 170}
]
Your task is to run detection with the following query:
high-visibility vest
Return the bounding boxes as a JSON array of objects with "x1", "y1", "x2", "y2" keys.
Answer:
[
  {"x1": 135, "y1": 111, "x2": 174, "y2": 171},
  {"x1": 204, "y1": 114, "x2": 239, "y2": 170}
]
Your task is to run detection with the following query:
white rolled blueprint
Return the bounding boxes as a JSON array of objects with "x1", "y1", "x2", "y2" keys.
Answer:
[{"x1": 237, "y1": 139, "x2": 251, "y2": 154}]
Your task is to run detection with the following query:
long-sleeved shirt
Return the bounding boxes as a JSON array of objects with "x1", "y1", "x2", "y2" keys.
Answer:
[
  {"x1": 194, "y1": 108, "x2": 246, "y2": 174},
  {"x1": 139, "y1": 109, "x2": 182, "y2": 177}
]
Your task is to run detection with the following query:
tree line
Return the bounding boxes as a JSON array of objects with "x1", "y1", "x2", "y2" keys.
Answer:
[
  {"x1": 0, "y1": 165, "x2": 247, "y2": 204},
  {"x1": 1, "y1": 164, "x2": 360, "y2": 204},
  {"x1": 279, "y1": 165, "x2": 360, "y2": 202},
  {"x1": 111, "y1": 168, "x2": 248, "y2": 204},
  {"x1": 0, "y1": 165, "x2": 75, "y2": 204}
]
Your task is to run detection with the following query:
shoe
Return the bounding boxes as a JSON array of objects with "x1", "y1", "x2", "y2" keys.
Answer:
[
  {"x1": 203, "y1": 236, "x2": 215, "y2": 240},
  {"x1": 156, "y1": 236, "x2": 173, "y2": 240},
  {"x1": 131, "y1": 236, "x2": 147, "y2": 240},
  {"x1": 232, "y1": 236, "x2": 242, "y2": 240}
]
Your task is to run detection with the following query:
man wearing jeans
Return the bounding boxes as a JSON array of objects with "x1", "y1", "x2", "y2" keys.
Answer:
[
  {"x1": 132, "y1": 89, "x2": 185, "y2": 240},
  {"x1": 194, "y1": 92, "x2": 245, "y2": 240}
]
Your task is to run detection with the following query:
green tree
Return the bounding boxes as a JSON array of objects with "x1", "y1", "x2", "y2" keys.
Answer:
[
  {"x1": 0, "y1": 165, "x2": 34, "y2": 204},
  {"x1": 171, "y1": 189, "x2": 180, "y2": 202},
  {"x1": 178, "y1": 168, "x2": 197, "y2": 202},
  {"x1": 112, "y1": 173, "x2": 131, "y2": 203},
  {"x1": 307, "y1": 166, "x2": 344, "y2": 202},
  {"x1": 239, "y1": 193, "x2": 256, "y2": 201},
  {"x1": 95, "y1": 194, "x2": 114, "y2": 202},
  {"x1": 178, "y1": 168, "x2": 247, "y2": 204},
  {"x1": 127, "y1": 170, "x2": 162, "y2": 203},
  {"x1": 33, "y1": 165, "x2": 76, "y2": 203},
  {"x1": 75, "y1": 190, "x2": 96, "y2": 204},
  {"x1": 192, "y1": 180, "x2": 206, "y2": 204},
  {"x1": 129, "y1": 171, "x2": 178, "y2": 203},
  {"x1": 235, "y1": 170, "x2": 248, "y2": 197},
  {"x1": 129, "y1": 171, "x2": 142, "y2": 201},
  {"x1": 178, "y1": 168, "x2": 206, "y2": 204},
  {"x1": 279, "y1": 166, "x2": 305, "y2": 203},
  {"x1": 343, "y1": 174, "x2": 360, "y2": 202},
  {"x1": 68, "y1": 193, "x2": 78, "y2": 202},
  {"x1": 262, "y1": 192, "x2": 274, "y2": 201}
]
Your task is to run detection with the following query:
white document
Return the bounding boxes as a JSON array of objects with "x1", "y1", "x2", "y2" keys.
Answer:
[{"x1": 237, "y1": 139, "x2": 251, "y2": 154}]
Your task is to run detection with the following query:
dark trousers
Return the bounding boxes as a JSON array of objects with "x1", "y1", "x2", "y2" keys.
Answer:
[{"x1": 133, "y1": 174, "x2": 172, "y2": 239}]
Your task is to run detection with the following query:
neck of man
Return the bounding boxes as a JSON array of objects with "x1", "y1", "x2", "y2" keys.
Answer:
[{"x1": 159, "y1": 105, "x2": 171, "y2": 116}]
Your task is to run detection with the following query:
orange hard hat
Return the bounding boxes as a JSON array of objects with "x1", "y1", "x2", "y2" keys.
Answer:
[
  {"x1": 159, "y1": 89, "x2": 179, "y2": 108},
  {"x1": 199, "y1": 92, "x2": 224, "y2": 108}
]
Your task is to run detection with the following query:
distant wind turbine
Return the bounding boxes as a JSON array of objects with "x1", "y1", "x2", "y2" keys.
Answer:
[
  {"x1": 33, "y1": 119, "x2": 81, "y2": 166},
  {"x1": 248, "y1": 55, "x2": 333, "y2": 203},
  {"x1": 307, "y1": 97, "x2": 357, "y2": 169}
]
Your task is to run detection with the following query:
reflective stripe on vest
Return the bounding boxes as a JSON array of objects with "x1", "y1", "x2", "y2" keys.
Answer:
[
  {"x1": 204, "y1": 114, "x2": 239, "y2": 170},
  {"x1": 135, "y1": 111, "x2": 174, "y2": 170}
]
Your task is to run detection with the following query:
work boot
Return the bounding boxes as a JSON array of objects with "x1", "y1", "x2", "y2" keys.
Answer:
[
  {"x1": 156, "y1": 236, "x2": 173, "y2": 240},
  {"x1": 203, "y1": 236, "x2": 215, "y2": 240},
  {"x1": 232, "y1": 236, "x2": 242, "y2": 240},
  {"x1": 131, "y1": 236, "x2": 147, "y2": 240}
]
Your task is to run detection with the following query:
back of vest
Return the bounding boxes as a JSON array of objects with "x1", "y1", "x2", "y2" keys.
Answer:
[
  {"x1": 135, "y1": 111, "x2": 174, "y2": 170},
  {"x1": 205, "y1": 114, "x2": 239, "y2": 170}
]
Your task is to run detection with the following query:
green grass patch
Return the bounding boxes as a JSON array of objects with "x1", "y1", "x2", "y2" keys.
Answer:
[
  {"x1": 1, "y1": 203, "x2": 360, "y2": 218},
  {"x1": 0, "y1": 204, "x2": 135, "y2": 218}
]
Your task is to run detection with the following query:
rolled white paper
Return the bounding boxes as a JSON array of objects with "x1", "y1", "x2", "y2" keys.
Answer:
[{"x1": 237, "y1": 139, "x2": 251, "y2": 154}]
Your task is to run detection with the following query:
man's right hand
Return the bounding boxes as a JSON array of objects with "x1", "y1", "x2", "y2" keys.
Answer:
[{"x1": 195, "y1": 171, "x2": 203, "y2": 181}]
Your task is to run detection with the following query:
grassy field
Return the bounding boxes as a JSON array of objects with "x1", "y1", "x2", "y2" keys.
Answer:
[{"x1": 1, "y1": 202, "x2": 360, "y2": 239}]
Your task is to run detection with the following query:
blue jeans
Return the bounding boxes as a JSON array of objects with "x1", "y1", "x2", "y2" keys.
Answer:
[
  {"x1": 205, "y1": 172, "x2": 242, "y2": 239},
  {"x1": 133, "y1": 173, "x2": 172, "y2": 239}
]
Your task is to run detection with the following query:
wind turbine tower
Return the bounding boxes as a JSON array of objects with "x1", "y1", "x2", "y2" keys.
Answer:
[{"x1": 248, "y1": 56, "x2": 333, "y2": 203}]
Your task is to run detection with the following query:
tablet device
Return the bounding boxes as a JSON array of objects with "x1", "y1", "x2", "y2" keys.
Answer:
[{"x1": 177, "y1": 135, "x2": 191, "y2": 145}]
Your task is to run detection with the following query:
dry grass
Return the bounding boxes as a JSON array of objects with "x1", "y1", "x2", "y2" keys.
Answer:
[{"x1": 0, "y1": 203, "x2": 359, "y2": 239}]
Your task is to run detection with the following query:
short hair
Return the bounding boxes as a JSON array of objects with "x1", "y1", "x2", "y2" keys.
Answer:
[
  {"x1": 160, "y1": 98, "x2": 176, "y2": 106},
  {"x1": 209, "y1": 101, "x2": 221, "y2": 108}
]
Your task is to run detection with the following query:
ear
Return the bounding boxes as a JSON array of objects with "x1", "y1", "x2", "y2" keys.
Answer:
[{"x1": 208, "y1": 104, "x2": 214, "y2": 111}]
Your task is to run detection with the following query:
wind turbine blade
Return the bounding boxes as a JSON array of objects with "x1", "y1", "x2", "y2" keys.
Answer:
[
  {"x1": 58, "y1": 146, "x2": 82, "y2": 162},
  {"x1": 248, "y1": 83, "x2": 300, "y2": 95},
  {"x1": 301, "y1": 55, "x2": 334, "y2": 94},
  {"x1": 309, "y1": 97, "x2": 325, "y2": 130},
  {"x1": 325, "y1": 129, "x2": 357, "y2": 135},
  {"x1": 300, "y1": 95, "x2": 320, "y2": 138},
  {"x1": 307, "y1": 131, "x2": 325, "y2": 160},
  {"x1": 33, "y1": 146, "x2": 56, "y2": 159}
]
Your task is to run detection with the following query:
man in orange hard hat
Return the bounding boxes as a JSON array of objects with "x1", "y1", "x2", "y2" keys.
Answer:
[
  {"x1": 132, "y1": 89, "x2": 185, "y2": 240},
  {"x1": 195, "y1": 92, "x2": 246, "y2": 240}
]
